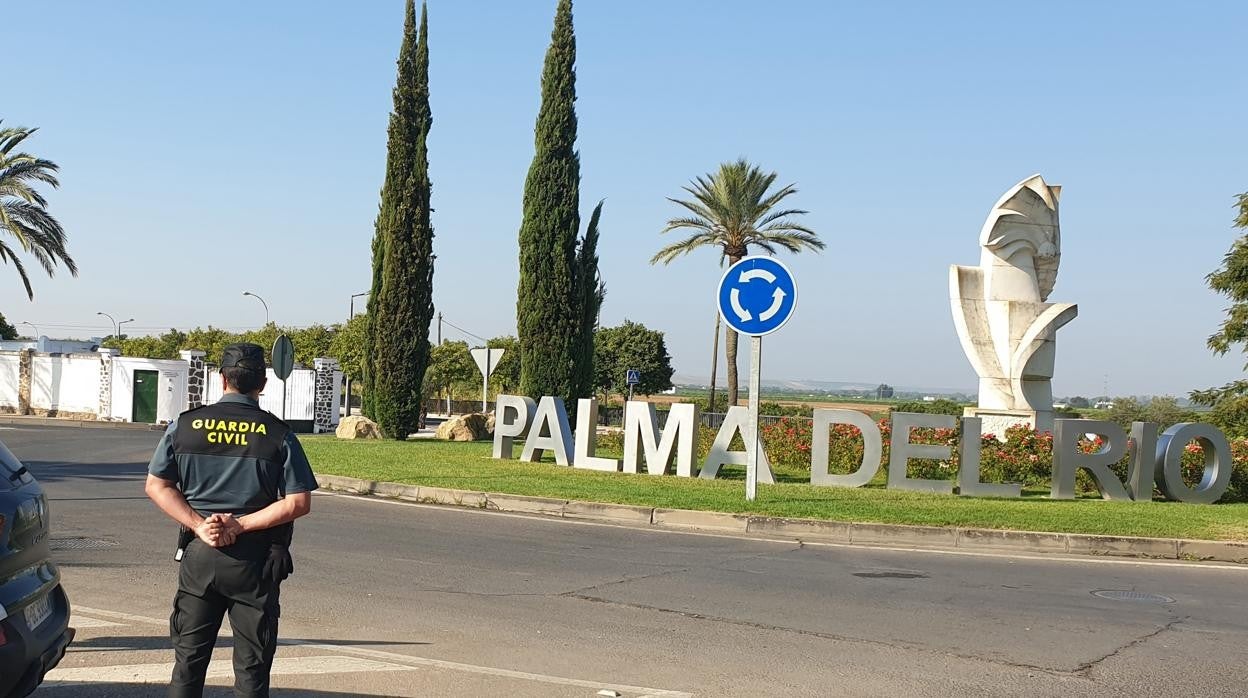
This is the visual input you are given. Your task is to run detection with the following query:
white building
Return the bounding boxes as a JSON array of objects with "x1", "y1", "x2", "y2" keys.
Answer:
[
  {"x1": 0, "y1": 348, "x2": 341, "y2": 431},
  {"x1": 0, "y1": 337, "x2": 104, "y2": 354}
]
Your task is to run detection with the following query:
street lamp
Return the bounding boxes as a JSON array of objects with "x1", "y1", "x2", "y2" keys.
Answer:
[
  {"x1": 117, "y1": 318, "x2": 135, "y2": 338},
  {"x1": 344, "y1": 291, "x2": 370, "y2": 416},
  {"x1": 19, "y1": 321, "x2": 39, "y2": 339},
  {"x1": 350, "y1": 291, "x2": 369, "y2": 318},
  {"x1": 97, "y1": 311, "x2": 119, "y2": 339},
  {"x1": 243, "y1": 291, "x2": 270, "y2": 326}
]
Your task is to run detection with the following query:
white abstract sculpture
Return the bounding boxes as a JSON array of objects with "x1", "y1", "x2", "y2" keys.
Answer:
[{"x1": 950, "y1": 175, "x2": 1077, "y2": 434}]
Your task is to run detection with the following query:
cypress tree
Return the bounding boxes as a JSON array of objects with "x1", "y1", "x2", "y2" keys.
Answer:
[
  {"x1": 369, "y1": 0, "x2": 435, "y2": 438},
  {"x1": 518, "y1": 0, "x2": 581, "y2": 402},
  {"x1": 570, "y1": 200, "x2": 604, "y2": 403},
  {"x1": 362, "y1": 211, "x2": 384, "y2": 419}
]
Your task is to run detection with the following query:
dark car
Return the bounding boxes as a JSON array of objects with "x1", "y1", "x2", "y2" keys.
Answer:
[{"x1": 0, "y1": 438, "x2": 73, "y2": 697}]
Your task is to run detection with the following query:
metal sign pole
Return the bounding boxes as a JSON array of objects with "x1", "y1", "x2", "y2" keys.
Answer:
[
  {"x1": 746, "y1": 336, "x2": 762, "y2": 501},
  {"x1": 482, "y1": 353, "x2": 490, "y2": 413},
  {"x1": 626, "y1": 382, "x2": 635, "y2": 428},
  {"x1": 282, "y1": 378, "x2": 288, "y2": 421}
]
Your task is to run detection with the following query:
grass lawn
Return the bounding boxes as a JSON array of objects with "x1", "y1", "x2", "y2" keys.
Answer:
[{"x1": 303, "y1": 437, "x2": 1248, "y2": 541}]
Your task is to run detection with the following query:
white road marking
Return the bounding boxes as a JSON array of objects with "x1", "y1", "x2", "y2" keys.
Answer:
[
  {"x1": 72, "y1": 606, "x2": 171, "y2": 625},
  {"x1": 314, "y1": 491, "x2": 1248, "y2": 572},
  {"x1": 71, "y1": 606, "x2": 693, "y2": 697},
  {"x1": 69, "y1": 615, "x2": 124, "y2": 628},
  {"x1": 44, "y1": 655, "x2": 413, "y2": 686}
]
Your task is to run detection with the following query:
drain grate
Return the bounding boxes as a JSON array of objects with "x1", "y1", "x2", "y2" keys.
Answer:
[
  {"x1": 1092, "y1": 590, "x2": 1174, "y2": 604},
  {"x1": 854, "y1": 571, "x2": 928, "y2": 579},
  {"x1": 50, "y1": 537, "x2": 118, "y2": 551}
]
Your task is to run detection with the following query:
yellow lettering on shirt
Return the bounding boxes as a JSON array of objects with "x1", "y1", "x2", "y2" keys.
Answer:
[{"x1": 190, "y1": 417, "x2": 263, "y2": 445}]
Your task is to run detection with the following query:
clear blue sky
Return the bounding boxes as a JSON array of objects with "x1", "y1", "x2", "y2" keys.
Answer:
[{"x1": 6, "y1": 1, "x2": 1247, "y2": 397}]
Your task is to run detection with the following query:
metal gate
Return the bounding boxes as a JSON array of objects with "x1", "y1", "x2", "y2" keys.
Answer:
[{"x1": 203, "y1": 368, "x2": 317, "y2": 421}]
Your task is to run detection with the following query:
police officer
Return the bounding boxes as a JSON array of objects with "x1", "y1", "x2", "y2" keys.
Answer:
[{"x1": 145, "y1": 343, "x2": 318, "y2": 697}]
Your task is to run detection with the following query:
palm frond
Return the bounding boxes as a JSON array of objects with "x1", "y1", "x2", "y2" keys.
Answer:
[
  {"x1": 755, "y1": 208, "x2": 808, "y2": 228},
  {"x1": 661, "y1": 216, "x2": 715, "y2": 235},
  {"x1": 666, "y1": 195, "x2": 716, "y2": 223},
  {"x1": 0, "y1": 126, "x2": 37, "y2": 157},
  {"x1": 0, "y1": 124, "x2": 75, "y2": 296},
  {"x1": 751, "y1": 239, "x2": 779, "y2": 255},
  {"x1": 650, "y1": 231, "x2": 724, "y2": 265},
  {"x1": 0, "y1": 240, "x2": 35, "y2": 299},
  {"x1": 1, "y1": 159, "x2": 61, "y2": 189},
  {"x1": 654, "y1": 158, "x2": 823, "y2": 266}
]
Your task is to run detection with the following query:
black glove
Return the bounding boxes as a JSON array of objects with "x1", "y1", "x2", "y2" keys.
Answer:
[{"x1": 262, "y1": 543, "x2": 293, "y2": 584}]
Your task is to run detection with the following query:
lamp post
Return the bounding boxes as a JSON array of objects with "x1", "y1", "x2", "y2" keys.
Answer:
[
  {"x1": 117, "y1": 318, "x2": 135, "y2": 338},
  {"x1": 350, "y1": 291, "x2": 369, "y2": 318},
  {"x1": 243, "y1": 291, "x2": 270, "y2": 326},
  {"x1": 97, "y1": 311, "x2": 118, "y2": 339},
  {"x1": 345, "y1": 291, "x2": 370, "y2": 417},
  {"x1": 19, "y1": 322, "x2": 39, "y2": 339}
]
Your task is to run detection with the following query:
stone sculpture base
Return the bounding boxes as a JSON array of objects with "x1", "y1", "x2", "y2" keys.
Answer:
[{"x1": 964, "y1": 408, "x2": 1053, "y2": 440}]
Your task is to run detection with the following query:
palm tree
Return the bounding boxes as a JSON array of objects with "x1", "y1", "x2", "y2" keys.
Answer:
[
  {"x1": 651, "y1": 159, "x2": 823, "y2": 407},
  {"x1": 0, "y1": 122, "x2": 77, "y2": 300}
]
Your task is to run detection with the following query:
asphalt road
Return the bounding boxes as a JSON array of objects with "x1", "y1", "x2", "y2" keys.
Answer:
[{"x1": 3, "y1": 423, "x2": 1247, "y2": 697}]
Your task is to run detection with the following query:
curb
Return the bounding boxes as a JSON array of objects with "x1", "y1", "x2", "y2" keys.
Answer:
[
  {"x1": 313, "y1": 474, "x2": 1248, "y2": 565},
  {"x1": 0, "y1": 415, "x2": 162, "y2": 430}
]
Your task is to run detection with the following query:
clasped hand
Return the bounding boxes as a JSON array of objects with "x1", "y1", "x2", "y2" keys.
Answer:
[{"x1": 194, "y1": 513, "x2": 244, "y2": 548}]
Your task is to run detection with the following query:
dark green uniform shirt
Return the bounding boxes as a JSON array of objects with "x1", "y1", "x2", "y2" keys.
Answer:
[{"x1": 148, "y1": 394, "x2": 318, "y2": 516}]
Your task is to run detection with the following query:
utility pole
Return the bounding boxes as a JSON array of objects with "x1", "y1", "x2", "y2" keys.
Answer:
[
  {"x1": 345, "y1": 291, "x2": 369, "y2": 417},
  {"x1": 437, "y1": 311, "x2": 445, "y2": 415}
]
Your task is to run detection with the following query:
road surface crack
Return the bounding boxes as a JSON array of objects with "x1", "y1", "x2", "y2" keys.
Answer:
[
  {"x1": 564, "y1": 593, "x2": 1077, "y2": 677},
  {"x1": 413, "y1": 589, "x2": 557, "y2": 598},
  {"x1": 1075, "y1": 616, "x2": 1188, "y2": 675},
  {"x1": 563, "y1": 567, "x2": 693, "y2": 596}
]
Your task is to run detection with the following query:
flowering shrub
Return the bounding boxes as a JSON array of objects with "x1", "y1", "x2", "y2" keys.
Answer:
[
  {"x1": 760, "y1": 417, "x2": 813, "y2": 468},
  {"x1": 598, "y1": 416, "x2": 1248, "y2": 502}
]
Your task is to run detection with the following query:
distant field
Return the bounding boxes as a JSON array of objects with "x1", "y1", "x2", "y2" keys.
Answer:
[
  {"x1": 615, "y1": 392, "x2": 904, "y2": 416},
  {"x1": 651, "y1": 394, "x2": 894, "y2": 416}
]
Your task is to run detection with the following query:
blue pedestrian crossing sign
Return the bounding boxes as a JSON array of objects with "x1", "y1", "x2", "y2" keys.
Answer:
[
  {"x1": 717, "y1": 256, "x2": 798, "y2": 336},
  {"x1": 626, "y1": 369, "x2": 641, "y2": 386}
]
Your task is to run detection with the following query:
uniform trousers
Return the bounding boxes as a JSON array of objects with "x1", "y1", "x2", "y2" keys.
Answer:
[{"x1": 168, "y1": 537, "x2": 282, "y2": 698}]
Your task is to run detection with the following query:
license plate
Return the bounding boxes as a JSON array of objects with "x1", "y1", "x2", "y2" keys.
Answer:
[{"x1": 24, "y1": 593, "x2": 52, "y2": 630}]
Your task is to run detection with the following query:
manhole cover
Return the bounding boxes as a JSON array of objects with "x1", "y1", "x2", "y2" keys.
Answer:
[
  {"x1": 1091, "y1": 590, "x2": 1174, "y2": 604},
  {"x1": 853, "y1": 571, "x2": 928, "y2": 580},
  {"x1": 50, "y1": 537, "x2": 118, "y2": 551}
]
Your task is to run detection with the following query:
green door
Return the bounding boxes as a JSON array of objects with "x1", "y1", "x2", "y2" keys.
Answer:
[{"x1": 132, "y1": 370, "x2": 159, "y2": 423}]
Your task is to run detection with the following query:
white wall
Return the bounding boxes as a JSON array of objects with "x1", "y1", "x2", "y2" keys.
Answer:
[
  {"x1": 203, "y1": 368, "x2": 316, "y2": 421},
  {"x1": 109, "y1": 357, "x2": 189, "y2": 423},
  {"x1": 30, "y1": 355, "x2": 99, "y2": 413},
  {"x1": 0, "y1": 353, "x2": 19, "y2": 409}
]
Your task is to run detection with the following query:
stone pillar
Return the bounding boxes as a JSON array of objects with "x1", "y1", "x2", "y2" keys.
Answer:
[
  {"x1": 313, "y1": 358, "x2": 340, "y2": 434},
  {"x1": 180, "y1": 350, "x2": 207, "y2": 409},
  {"x1": 97, "y1": 348, "x2": 119, "y2": 420},
  {"x1": 17, "y1": 349, "x2": 32, "y2": 415}
]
